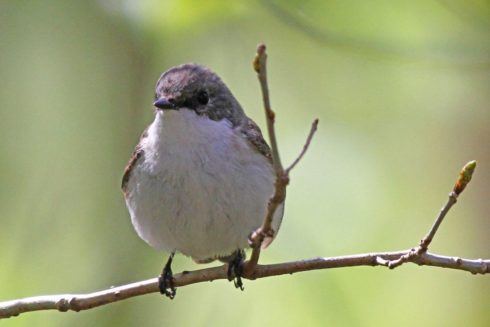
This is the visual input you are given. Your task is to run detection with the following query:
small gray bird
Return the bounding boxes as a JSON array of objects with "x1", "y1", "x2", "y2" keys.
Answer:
[{"x1": 122, "y1": 64, "x2": 284, "y2": 298}]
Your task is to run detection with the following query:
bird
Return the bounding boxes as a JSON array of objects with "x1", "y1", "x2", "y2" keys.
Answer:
[{"x1": 121, "y1": 64, "x2": 284, "y2": 298}]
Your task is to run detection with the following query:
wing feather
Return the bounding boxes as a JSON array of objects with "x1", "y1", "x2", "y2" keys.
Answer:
[
  {"x1": 239, "y1": 118, "x2": 272, "y2": 163},
  {"x1": 121, "y1": 128, "x2": 148, "y2": 194}
]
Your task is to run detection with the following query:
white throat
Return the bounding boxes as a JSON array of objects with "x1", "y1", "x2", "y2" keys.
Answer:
[{"x1": 143, "y1": 109, "x2": 235, "y2": 171}]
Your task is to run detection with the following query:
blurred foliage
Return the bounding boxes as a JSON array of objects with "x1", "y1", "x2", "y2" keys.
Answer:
[
  {"x1": 0, "y1": 0, "x2": 489, "y2": 326},
  {"x1": 100, "y1": 0, "x2": 246, "y2": 33}
]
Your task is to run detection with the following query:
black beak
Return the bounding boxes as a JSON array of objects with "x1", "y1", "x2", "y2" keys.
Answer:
[{"x1": 154, "y1": 97, "x2": 177, "y2": 110}]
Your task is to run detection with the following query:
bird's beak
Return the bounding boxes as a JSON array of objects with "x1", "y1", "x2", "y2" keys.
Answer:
[{"x1": 154, "y1": 97, "x2": 177, "y2": 110}]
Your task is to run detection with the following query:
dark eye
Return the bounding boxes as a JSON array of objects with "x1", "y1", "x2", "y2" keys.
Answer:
[{"x1": 196, "y1": 90, "x2": 209, "y2": 105}]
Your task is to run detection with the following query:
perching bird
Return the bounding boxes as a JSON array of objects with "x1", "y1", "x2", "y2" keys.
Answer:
[{"x1": 122, "y1": 64, "x2": 284, "y2": 298}]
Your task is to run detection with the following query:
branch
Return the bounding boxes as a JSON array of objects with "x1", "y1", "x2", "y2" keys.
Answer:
[
  {"x1": 253, "y1": 43, "x2": 284, "y2": 173},
  {"x1": 1, "y1": 250, "x2": 488, "y2": 318},
  {"x1": 246, "y1": 44, "x2": 319, "y2": 275}
]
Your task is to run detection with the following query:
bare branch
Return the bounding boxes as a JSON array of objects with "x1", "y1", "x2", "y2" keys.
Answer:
[
  {"x1": 419, "y1": 191, "x2": 458, "y2": 251},
  {"x1": 285, "y1": 119, "x2": 319, "y2": 174},
  {"x1": 253, "y1": 43, "x2": 283, "y2": 173},
  {"x1": 246, "y1": 44, "x2": 318, "y2": 273},
  {"x1": 1, "y1": 250, "x2": 488, "y2": 319},
  {"x1": 247, "y1": 44, "x2": 283, "y2": 272}
]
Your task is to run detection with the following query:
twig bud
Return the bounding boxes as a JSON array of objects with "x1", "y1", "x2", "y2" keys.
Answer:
[
  {"x1": 453, "y1": 160, "x2": 477, "y2": 195},
  {"x1": 253, "y1": 44, "x2": 266, "y2": 73}
]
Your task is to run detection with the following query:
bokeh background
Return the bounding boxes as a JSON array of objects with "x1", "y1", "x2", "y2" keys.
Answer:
[{"x1": 1, "y1": 1, "x2": 489, "y2": 326}]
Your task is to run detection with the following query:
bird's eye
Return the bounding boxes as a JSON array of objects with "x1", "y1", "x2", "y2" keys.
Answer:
[{"x1": 196, "y1": 90, "x2": 209, "y2": 105}]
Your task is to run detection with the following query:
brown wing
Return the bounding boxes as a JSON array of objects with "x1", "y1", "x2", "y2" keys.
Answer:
[
  {"x1": 239, "y1": 118, "x2": 272, "y2": 163},
  {"x1": 121, "y1": 129, "x2": 148, "y2": 194}
]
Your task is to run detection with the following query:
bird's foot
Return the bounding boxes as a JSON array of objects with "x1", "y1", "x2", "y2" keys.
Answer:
[
  {"x1": 158, "y1": 252, "x2": 176, "y2": 299},
  {"x1": 226, "y1": 250, "x2": 245, "y2": 291}
]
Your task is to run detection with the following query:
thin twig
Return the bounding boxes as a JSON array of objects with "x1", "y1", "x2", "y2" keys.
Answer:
[
  {"x1": 246, "y1": 44, "x2": 283, "y2": 273},
  {"x1": 254, "y1": 43, "x2": 283, "y2": 173},
  {"x1": 285, "y1": 119, "x2": 319, "y2": 174},
  {"x1": 384, "y1": 161, "x2": 477, "y2": 269},
  {"x1": 243, "y1": 247, "x2": 261, "y2": 277},
  {"x1": 419, "y1": 192, "x2": 458, "y2": 251},
  {"x1": 246, "y1": 44, "x2": 318, "y2": 274},
  {"x1": 420, "y1": 160, "x2": 476, "y2": 250}
]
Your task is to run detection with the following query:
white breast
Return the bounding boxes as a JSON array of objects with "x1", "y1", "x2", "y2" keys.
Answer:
[{"x1": 124, "y1": 109, "x2": 283, "y2": 262}]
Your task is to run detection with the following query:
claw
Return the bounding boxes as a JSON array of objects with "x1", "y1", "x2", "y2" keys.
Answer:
[
  {"x1": 226, "y1": 250, "x2": 245, "y2": 291},
  {"x1": 158, "y1": 252, "x2": 176, "y2": 299}
]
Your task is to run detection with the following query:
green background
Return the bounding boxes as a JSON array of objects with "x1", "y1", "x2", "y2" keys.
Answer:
[{"x1": 1, "y1": 1, "x2": 489, "y2": 326}]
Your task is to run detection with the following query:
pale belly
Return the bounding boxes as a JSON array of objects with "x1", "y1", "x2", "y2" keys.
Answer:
[{"x1": 124, "y1": 111, "x2": 283, "y2": 262}]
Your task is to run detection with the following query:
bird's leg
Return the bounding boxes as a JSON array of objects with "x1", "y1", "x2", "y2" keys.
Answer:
[
  {"x1": 158, "y1": 252, "x2": 176, "y2": 299},
  {"x1": 226, "y1": 250, "x2": 245, "y2": 291}
]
